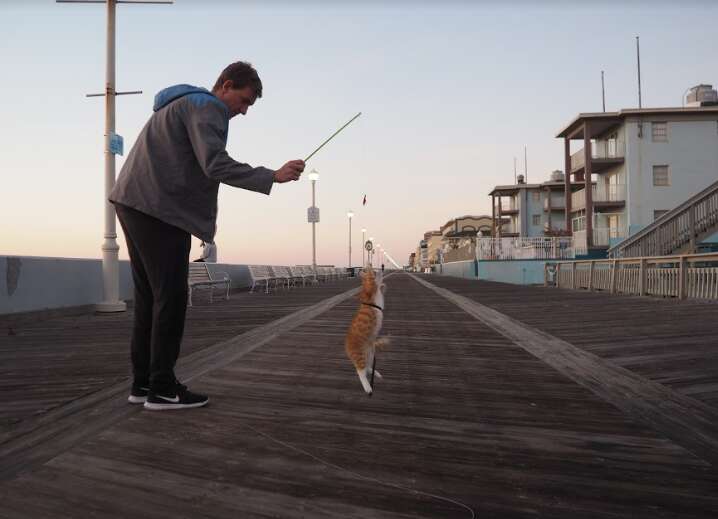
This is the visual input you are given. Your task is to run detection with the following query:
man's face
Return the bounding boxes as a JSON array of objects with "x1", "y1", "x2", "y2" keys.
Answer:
[{"x1": 218, "y1": 82, "x2": 257, "y2": 118}]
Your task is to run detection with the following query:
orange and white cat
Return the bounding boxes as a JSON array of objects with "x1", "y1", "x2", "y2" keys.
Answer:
[{"x1": 345, "y1": 267, "x2": 389, "y2": 395}]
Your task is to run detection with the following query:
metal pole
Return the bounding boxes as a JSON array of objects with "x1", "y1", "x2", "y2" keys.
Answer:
[
  {"x1": 362, "y1": 229, "x2": 366, "y2": 267},
  {"x1": 97, "y1": 0, "x2": 125, "y2": 313},
  {"x1": 311, "y1": 179, "x2": 317, "y2": 281},
  {"x1": 601, "y1": 70, "x2": 606, "y2": 112},
  {"x1": 348, "y1": 216, "x2": 352, "y2": 268},
  {"x1": 636, "y1": 36, "x2": 642, "y2": 109}
]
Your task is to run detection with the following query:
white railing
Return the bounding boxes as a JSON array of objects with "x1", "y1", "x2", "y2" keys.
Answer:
[
  {"x1": 570, "y1": 140, "x2": 625, "y2": 171},
  {"x1": 478, "y1": 237, "x2": 574, "y2": 261},
  {"x1": 571, "y1": 189, "x2": 586, "y2": 210},
  {"x1": 545, "y1": 252, "x2": 718, "y2": 300},
  {"x1": 571, "y1": 184, "x2": 626, "y2": 210},
  {"x1": 544, "y1": 197, "x2": 565, "y2": 211},
  {"x1": 595, "y1": 183, "x2": 626, "y2": 202}
]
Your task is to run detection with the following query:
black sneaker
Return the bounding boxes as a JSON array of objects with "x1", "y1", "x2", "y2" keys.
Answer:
[
  {"x1": 128, "y1": 384, "x2": 149, "y2": 404},
  {"x1": 143, "y1": 383, "x2": 209, "y2": 411}
]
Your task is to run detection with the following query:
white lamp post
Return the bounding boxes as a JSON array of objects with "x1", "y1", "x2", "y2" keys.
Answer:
[
  {"x1": 308, "y1": 169, "x2": 320, "y2": 281},
  {"x1": 361, "y1": 228, "x2": 366, "y2": 267},
  {"x1": 347, "y1": 211, "x2": 354, "y2": 270},
  {"x1": 58, "y1": 0, "x2": 170, "y2": 312}
]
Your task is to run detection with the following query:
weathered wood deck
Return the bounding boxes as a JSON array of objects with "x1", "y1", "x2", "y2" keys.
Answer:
[{"x1": 1, "y1": 273, "x2": 718, "y2": 518}]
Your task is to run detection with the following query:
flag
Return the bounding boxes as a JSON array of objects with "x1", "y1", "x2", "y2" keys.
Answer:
[{"x1": 362, "y1": 194, "x2": 367, "y2": 206}]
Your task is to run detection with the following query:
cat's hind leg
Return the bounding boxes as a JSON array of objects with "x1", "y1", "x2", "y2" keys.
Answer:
[
  {"x1": 366, "y1": 347, "x2": 383, "y2": 380},
  {"x1": 356, "y1": 368, "x2": 373, "y2": 395}
]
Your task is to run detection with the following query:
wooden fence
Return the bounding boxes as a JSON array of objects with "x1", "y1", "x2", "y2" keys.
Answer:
[{"x1": 545, "y1": 252, "x2": 718, "y2": 300}]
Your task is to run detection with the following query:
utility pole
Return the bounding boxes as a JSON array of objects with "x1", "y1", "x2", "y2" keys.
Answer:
[{"x1": 58, "y1": 0, "x2": 172, "y2": 313}]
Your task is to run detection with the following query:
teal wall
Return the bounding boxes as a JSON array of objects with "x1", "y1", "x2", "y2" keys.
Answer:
[
  {"x1": 439, "y1": 260, "x2": 477, "y2": 279},
  {"x1": 477, "y1": 260, "x2": 547, "y2": 285},
  {"x1": 440, "y1": 259, "x2": 548, "y2": 285}
]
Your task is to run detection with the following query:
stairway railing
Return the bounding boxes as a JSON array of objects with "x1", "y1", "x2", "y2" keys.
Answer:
[{"x1": 608, "y1": 180, "x2": 718, "y2": 258}]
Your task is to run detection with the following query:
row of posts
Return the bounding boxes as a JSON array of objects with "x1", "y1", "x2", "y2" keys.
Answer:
[{"x1": 547, "y1": 256, "x2": 692, "y2": 299}]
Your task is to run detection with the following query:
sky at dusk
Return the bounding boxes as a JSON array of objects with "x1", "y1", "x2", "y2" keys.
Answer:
[{"x1": 1, "y1": 0, "x2": 717, "y2": 266}]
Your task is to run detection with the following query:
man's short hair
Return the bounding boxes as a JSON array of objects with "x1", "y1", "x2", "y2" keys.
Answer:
[{"x1": 212, "y1": 61, "x2": 263, "y2": 98}]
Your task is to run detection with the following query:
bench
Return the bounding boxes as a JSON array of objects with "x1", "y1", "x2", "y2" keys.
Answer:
[
  {"x1": 292, "y1": 266, "x2": 319, "y2": 286},
  {"x1": 269, "y1": 266, "x2": 294, "y2": 290},
  {"x1": 187, "y1": 263, "x2": 230, "y2": 306},
  {"x1": 248, "y1": 265, "x2": 276, "y2": 293}
]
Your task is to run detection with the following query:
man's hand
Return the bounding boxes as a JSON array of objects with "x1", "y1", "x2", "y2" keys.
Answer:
[{"x1": 273, "y1": 160, "x2": 305, "y2": 183}]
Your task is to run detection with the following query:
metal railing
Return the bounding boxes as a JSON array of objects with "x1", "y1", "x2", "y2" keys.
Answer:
[
  {"x1": 545, "y1": 252, "x2": 718, "y2": 300},
  {"x1": 608, "y1": 179, "x2": 718, "y2": 258},
  {"x1": 478, "y1": 237, "x2": 574, "y2": 261}
]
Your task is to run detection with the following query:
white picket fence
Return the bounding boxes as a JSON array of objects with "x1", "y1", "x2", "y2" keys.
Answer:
[
  {"x1": 546, "y1": 252, "x2": 718, "y2": 300},
  {"x1": 478, "y1": 237, "x2": 574, "y2": 261}
]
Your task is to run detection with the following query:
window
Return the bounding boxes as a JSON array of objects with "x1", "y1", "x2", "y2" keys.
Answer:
[
  {"x1": 653, "y1": 165, "x2": 670, "y2": 186},
  {"x1": 532, "y1": 215, "x2": 541, "y2": 226},
  {"x1": 652, "y1": 122, "x2": 668, "y2": 142},
  {"x1": 531, "y1": 191, "x2": 540, "y2": 202},
  {"x1": 654, "y1": 210, "x2": 669, "y2": 221}
]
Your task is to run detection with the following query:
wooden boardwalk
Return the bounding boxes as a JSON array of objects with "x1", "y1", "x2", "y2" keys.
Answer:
[{"x1": 1, "y1": 273, "x2": 718, "y2": 518}]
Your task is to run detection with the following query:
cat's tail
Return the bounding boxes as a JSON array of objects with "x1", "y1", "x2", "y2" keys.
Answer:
[{"x1": 374, "y1": 337, "x2": 391, "y2": 350}]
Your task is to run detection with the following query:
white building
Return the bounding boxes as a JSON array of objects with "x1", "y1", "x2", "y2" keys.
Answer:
[
  {"x1": 557, "y1": 89, "x2": 718, "y2": 255},
  {"x1": 489, "y1": 172, "x2": 583, "y2": 238}
]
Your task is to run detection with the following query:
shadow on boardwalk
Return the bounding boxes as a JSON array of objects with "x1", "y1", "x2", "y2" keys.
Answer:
[{"x1": 1, "y1": 273, "x2": 717, "y2": 518}]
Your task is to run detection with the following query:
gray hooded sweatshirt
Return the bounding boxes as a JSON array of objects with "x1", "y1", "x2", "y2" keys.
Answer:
[{"x1": 109, "y1": 84, "x2": 274, "y2": 242}]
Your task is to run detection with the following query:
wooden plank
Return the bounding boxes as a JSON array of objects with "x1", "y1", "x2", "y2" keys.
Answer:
[{"x1": 414, "y1": 274, "x2": 718, "y2": 466}]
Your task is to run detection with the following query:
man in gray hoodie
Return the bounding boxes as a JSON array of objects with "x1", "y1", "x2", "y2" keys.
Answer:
[{"x1": 110, "y1": 61, "x2": 304, "y2": 410}]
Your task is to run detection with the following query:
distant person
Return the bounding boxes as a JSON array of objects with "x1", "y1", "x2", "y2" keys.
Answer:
[
  {"x1": 110, "y1": 61, "x2": 304, "y2": 410},
  {"x1": 381, "y1": 263, "x2": 385, "y2": 273},
  {"x1": 193, "y1": 240, "x2": 217, "y2": 263}
]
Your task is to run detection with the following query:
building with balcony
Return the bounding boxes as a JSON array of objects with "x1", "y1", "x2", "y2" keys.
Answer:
[
  {"x1": 557, "y1": 98, "x2": 718, "y2": 255},
  {"x1": 489, "y1": 171, "x2": 585, "y2": 238}
]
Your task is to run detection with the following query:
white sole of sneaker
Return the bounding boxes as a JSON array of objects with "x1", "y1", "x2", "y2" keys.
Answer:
[
  {"x1": 127, "y1": 395, "x2": 147, "y2": 404},
  {"x1": 143, "y1": 400, "x2": 209, "y2": 411}
]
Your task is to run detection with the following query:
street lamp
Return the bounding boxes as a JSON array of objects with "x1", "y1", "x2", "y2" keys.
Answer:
[
  {"x1": 308, "y1": 169, "x2": 320, "y2": 281},
  {"x1": 361, "y1": 228, "x2": 367, "y2": 267},
  {"x1": 347, "y1": 211, "x2": 354, "y2": 271}
]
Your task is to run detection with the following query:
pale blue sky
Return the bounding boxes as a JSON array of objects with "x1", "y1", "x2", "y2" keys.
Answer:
[{"x1": 1, "y1": 0, "x2": 717, "y2": 266}]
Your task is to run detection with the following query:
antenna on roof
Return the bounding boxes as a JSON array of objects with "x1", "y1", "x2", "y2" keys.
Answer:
[
  {"x1": 636, "y1": 36, "x2": 642, "y2": 109},
  {"x1": 513, "y1": 156, "x2": 517, "y2": 184},
  {"x1": 601, "y1": 70, "x2": 606, "y2": 112},
  {"x1": 524, "y1": 145, "x2": 528, "y2": 183}
]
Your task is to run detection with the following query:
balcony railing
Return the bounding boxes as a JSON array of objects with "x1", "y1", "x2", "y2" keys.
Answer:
[
  {"x1": 570, "y1": 139, "x2": 625, "y2": 171},
  {"x1": 571, "y1": 184, "x2": 626, "y2": 210},
  {"x1": 574, "y1": 226, "x2": 628, "y2": 254},
  {"x1": 543, "y1": 197, "x2": 565, "y2": 211},
  {"x1": 477, "y1": 237, "x2": 574, "y2": 261}
]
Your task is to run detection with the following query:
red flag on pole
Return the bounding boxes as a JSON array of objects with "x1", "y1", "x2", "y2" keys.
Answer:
[{"x1": 362, "y1": 194, "x2": 367, "y2": 206}]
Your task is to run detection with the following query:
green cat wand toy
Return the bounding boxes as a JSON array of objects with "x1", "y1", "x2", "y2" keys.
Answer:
[{"x1": 304, "y1": 112, "x2": 362, "y2": 162}]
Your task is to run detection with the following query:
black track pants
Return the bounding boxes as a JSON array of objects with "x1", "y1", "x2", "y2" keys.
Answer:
[{"x1": 115, "y1": 204, "x2": 191, "y2": 393}]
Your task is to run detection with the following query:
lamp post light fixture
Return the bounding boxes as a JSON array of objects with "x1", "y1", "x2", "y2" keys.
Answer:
[
  {"x1": 347, "y1": 211, "x2": 354, "y2": 271},
  {"x1": 361, "y1": 228, "x2": 367, "y2": 267},
  {"x1": 307, "y1": 169, "x2": 320, "y2": 281}
]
